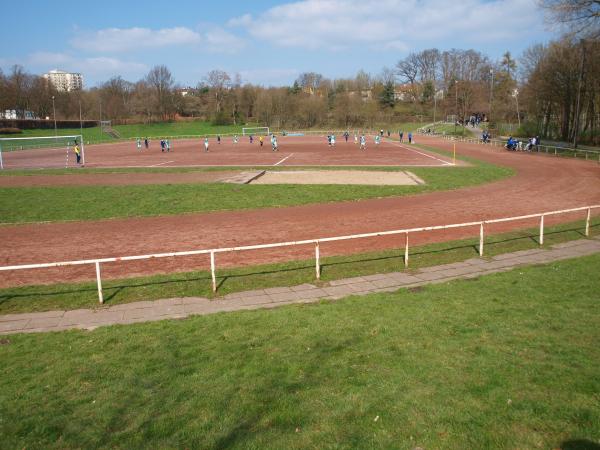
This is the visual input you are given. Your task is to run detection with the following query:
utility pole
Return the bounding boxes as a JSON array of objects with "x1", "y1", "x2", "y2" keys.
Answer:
[
  {"x1": 52, "y1": 96, "x2": 57, "y2": 137},
  {"x1": 513, "y1": 88, "x2": 521, "y2": 128},
  {"x1": 573, "y1": 39, "x2": 586, "y2": 148},
  {"x1": 489, "y1": 69, "x2": 494, "y2": 127},
  {"x1": 454, "y1": 80, "x2": 459, "y2": 135}
]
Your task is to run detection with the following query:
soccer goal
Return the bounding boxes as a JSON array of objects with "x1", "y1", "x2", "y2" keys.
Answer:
[
  {"x1": 0, "y1": 135, "x2": 84, "y2": 170},
  {"x1": 242, "y1": 126, "x2": 269, "y2": 136}
]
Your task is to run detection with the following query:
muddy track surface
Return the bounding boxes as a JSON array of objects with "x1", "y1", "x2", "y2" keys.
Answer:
[{"x1": 2, "y1": 135, "x2": 599, "y2": 287}]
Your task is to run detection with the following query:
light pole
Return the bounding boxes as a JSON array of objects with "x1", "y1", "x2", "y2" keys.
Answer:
[
  {"x1": 513, "y1": 88, "x2": 521, "y2": 128},
  {"x1": 79, "y1": 97, "x2": 83, "y2": 138},
  {"x1": 454, "y1": 80, "x2": 458, "y2": 135},
  {"x1": 489, "y1": 68, "x2": 494, "y2": 126},
  {"x1": 52, "y1": 96, "x2": 57, "y2": 137}
]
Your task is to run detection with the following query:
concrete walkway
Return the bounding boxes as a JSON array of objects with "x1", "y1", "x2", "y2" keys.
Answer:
[{"x1": 2, "y1": 236, "x2": 599, "y2": 335}]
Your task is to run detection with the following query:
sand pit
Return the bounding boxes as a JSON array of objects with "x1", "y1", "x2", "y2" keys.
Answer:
[{"x1": 251, "y1": 170, "x2": 425, "y2": 185}]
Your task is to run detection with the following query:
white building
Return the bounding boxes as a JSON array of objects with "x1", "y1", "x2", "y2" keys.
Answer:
[{"x1": 43, "y1": 69, "x2": 83, "y2": 92}]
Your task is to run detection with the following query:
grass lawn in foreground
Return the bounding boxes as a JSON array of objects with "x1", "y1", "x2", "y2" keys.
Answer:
[
  {"x1": 0, "y1": 158, "x2": 512, "y2": 224},
  {"x1": 1, "y1": 253, "x2": 599, "y2": 449},
  {"x1": 0, "y1": 218, "x2": 597, "y2": 315}
]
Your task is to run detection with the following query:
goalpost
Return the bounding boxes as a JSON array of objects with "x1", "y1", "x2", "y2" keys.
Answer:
[
  {"x1": 242, "y1": 126, "x2": 269, "y2": 136},
  {"x1": 0, "y1": 135, "x2": 84, "y2": 170}
]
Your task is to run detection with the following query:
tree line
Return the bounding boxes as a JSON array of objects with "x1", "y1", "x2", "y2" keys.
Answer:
[{"x1": 0, "y1": 27, "x2": 598, "y2": 144}]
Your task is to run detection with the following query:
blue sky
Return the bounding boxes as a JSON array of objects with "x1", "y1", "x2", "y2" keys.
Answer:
[{"x1": 1, "y1": 0, "x2": 556, "y2": 88}]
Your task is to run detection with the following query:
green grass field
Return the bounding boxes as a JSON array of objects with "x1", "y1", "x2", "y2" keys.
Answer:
[{"x1": 1, "y1": 253, "x2": 598, "y2": 449}]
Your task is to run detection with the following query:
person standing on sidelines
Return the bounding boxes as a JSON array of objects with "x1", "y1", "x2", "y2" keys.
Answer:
[
  {"x1": 144, "y1": 137, "x2": 149, "y2": 149},
  {"x1": 217, "y1": 135, "x2": 221, "y2": 145},
  {"x1": 408, "y1": 132, "x2": 413, "y2": 144},
  {"x1": 360, "y1": 134, "x2": 366, "y2": 150},
  {"x1": 74, "y1": 143, "x2": 81, "y2": 164},
  {"x1": 399, "y1": 131, "x2": 404, "y2": 142},
  {"x1": 204, "y1": 137, "x2": 209, "y2": 152},
  {"x1": 136, "y1": 138, "x2": 142, "y2": 151}
]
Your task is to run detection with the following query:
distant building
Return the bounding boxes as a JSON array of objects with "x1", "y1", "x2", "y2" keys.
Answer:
[
  {"x1": 1, "y1": 109, "x2": 37, "y2": 119},
  {"x1": 43, "y1": 69, "x2": 83, "y2": 92}
]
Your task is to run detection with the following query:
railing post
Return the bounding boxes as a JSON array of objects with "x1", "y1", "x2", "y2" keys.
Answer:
[
  {"x1": 539, "y1": 215, "x2": 544, "y2": 246},
  {"x1": 95, "y1": 261, "x2": 104, "y2": 304},
  {"x1": 404, "y1": 232, "x2": 409, "y2": 268},
  {"x1": 315, "y1": 241, "x2": 320, "y2": 280},
  {"x1": 210, "y1": 251, "x2": 216, "y2": 293},
  {"x1": 479, "y1": 223, "x2": 484, "y2": 257},
  {"x1": 585, "y1": 208, "x2": 591, "y2": 237}
]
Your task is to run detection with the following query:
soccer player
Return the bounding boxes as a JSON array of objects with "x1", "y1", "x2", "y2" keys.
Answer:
[
  {"x1": 250, "y1": 135, "x2": 253, "y2": 144},
  {"x1": 375, "y1": 135, "x2": 381, "y2": 147},
  {"x1": 136, "y1": 138, "x2": 142, "y2": 151},
  {"x1": 272, "y1": 135, "x2": 278, "y2": 152},
  {"x1": 331, "y1": 134, "x2": 336, "y2": 147},
  {"x1": 344, "y1": 131, "x2": 349, "y2": 142},
  {"x1": 160, "y1": 139, "x2": 165, "y2": 152},
  {"x1": 259, "y1": 136, "x2": 264, "y2": 147},
  {"x1": 233, "y1": 135, "x2": 239, "y2": 144},
  {"x1": 399, "y1": 131, "x2": 404, "y2": 142},
  {"x1": 327, "y1": 134, "x2": 332, "y2": 146},
  {"x1": 360, "y1": 134, "x2": 366, "y2": 150},
  {"x1": 408, "y1": 132, "x2": 413, "y2": 144},
  {"x1": 204, "y1": 137, "x2": 209, "y2": 152},
  {"x1": 166, "y1": 139, "x2": 171, "y2": 152},
  {"x1": 217, "y1": 135, "x2": 221, "y2": 144},
  {"x1": 354, "y1": 133, "x2": 358, "y2": 144},
  {"x1": 144, "y1": 138, "x2": 149, "y2": 149}
]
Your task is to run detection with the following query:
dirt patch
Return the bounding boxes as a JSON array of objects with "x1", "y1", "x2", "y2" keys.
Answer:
[
  {"x1": 251, "y1": 170, "x2": 424, "y2": 185},
  {"x1": 0, "y1": 171, "x2": 241, "y2": 187}
]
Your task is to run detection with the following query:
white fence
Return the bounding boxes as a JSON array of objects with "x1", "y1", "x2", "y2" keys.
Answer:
[
  {"x1": 427, "y1": 132, "x2": 600, "y2": 163},
  {"x1": 1, "y1": 205, "x2": 598, "y2": 304}
]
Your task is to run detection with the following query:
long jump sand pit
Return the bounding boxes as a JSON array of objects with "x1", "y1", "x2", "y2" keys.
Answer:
[{"x1": 251, "y1": 170, "x2": 425, "y2": 185}]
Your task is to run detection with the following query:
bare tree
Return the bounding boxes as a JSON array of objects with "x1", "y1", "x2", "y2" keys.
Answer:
[
  {"x1": 205, "y1": 69, "x2": 231, "y2": 114},
  {"x1": 539, "y1": 0, "x2": 600, "y2": 38},
  {"x1": 145, "y1": 65, "x2": 174, "y2": 120}
]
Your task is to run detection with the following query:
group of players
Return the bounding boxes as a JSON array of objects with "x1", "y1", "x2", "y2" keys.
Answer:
[{"x1": 133, "y1": 130, "x2": 414, "y2": 153}]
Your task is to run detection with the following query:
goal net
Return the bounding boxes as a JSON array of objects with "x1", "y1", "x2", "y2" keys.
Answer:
[
  {"x1": 0, "y1": 135, "x2": 84, "y2": 169},
  {"x1": 242, "y1": 127, "x2": 269, "y2": 136}
]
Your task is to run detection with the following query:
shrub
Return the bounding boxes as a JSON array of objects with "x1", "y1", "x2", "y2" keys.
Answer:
[{"x1": 0, "y1": 127, "x2": 23, "y2": 134}]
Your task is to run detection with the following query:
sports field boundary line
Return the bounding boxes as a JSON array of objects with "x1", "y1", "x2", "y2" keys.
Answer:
[
  {"x1": 387, "y1": 140, "x2": 454, "y2": 166},
  {"x1": 149, "y1": 161, "x2": 174, "y2": 167},
  {"x1": 274, "y1": 154, "x2": 294, "y2": 166},
  {"x1": 1, "y1": 237, "x2": 599, "y2": 335}
]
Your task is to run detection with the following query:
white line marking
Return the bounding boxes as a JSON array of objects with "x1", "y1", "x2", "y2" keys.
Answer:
[
  {"x1": 150, "y1": 160, "x2": 174, "y2": 167},
  {"x1": 387, "y1": 140, "x2": 453, "y2": 166},
  {"x1": 273, "y1": 154, "x2": 293, "y2": 166}
]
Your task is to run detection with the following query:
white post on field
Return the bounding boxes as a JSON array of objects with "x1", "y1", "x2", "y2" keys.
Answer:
[
  {"x1": 479, "y1": 223, "x2": 484, "y2": 257},
  {"x1": 539, "y1": 215, "x2": 544, "y2": 246},
  {"x1": 210, "y1": 251, "x2": 216, "y2": 292},
  {"x1": 81, "y1": 138, "x2": 85, "y2": 166},
  {"x1": 315, "y1": 241, "x2": 320, "y2": 279},
  {"x1": 585, "y1": 208, "x2": 591, "y2": 236},
  {"x1": 404, "y1": 232, "x2": 409, "y2": 267},
  {"x1": 95, "y1": 262, "x2": 104, "y2": 304}
]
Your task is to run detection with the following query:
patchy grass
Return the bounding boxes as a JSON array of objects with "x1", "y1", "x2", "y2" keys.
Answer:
[
  {"x1": 1, "y1": 254, "x2": 599, "y2": 449},
  {"x1": 0, "y1": 218, "x2": 596, "y2": 315}
]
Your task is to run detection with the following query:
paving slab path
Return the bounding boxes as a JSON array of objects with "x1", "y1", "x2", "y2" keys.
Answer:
[{"x1": 2, "y1": 236, "x2": 599, "y2": 335}]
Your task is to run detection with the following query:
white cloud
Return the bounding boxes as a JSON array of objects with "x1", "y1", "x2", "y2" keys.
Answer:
[
  {"x1": 229, "y1": 0, "x2": 543, "y2": 51},
  {"x1": 71, "y1": 27, "x2": 202, "y2": 53}
]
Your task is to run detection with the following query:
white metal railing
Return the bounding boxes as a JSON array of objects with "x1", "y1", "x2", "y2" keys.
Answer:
[
  {"x1": 427, "y1": 132, "x2": 600, "y2": 163},
  {"x1": 1, "y1": 205, "x2": 598, "y2": 303}
]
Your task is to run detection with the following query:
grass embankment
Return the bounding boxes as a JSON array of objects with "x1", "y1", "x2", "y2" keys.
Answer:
[
  {"x1": 1, "y1": 253, "x2": 599, "y2": 449},
  {"x1": 0, "y1": 156, "x2": 512, "y2": 224},
  {"x1": 0, "y1": 218, "x2": 597, "y2": 315}
]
